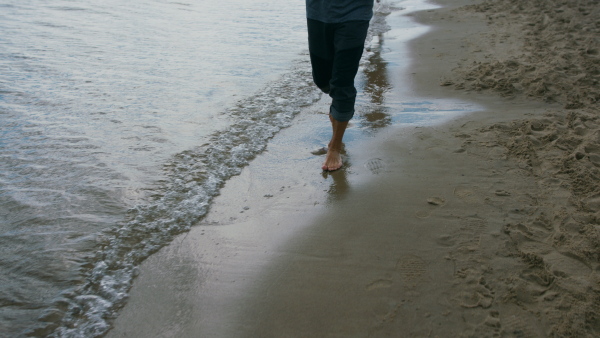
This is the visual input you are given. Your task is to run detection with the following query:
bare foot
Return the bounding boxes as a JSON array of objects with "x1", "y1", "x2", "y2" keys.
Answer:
[
  {"x1": 322, "y1": 114, "x2": 348, "y2": 171},
  {"x1": 322, "y1": 148, "x2": 343, "y2": 171}
]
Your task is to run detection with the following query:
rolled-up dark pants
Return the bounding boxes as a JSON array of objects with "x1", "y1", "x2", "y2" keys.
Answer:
[{"x1": 307, "y1": 18, "x2": 370, "y2": 122}]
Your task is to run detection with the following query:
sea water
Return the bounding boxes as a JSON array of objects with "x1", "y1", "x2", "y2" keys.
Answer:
[{"x1": 0, "y1": 0, "x2": 472, "y2": 336}]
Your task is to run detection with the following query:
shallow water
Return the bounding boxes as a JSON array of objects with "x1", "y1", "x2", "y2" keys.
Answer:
[
  {"x1": 0, "y1": 0, "x2": 477, "y2": 336},
  {"x1": 1, "y1": 0, "x2": 310, "y2": 335}
]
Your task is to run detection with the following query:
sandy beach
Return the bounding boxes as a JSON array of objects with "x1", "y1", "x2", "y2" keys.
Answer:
[{"x1": 107, "y1": 0, "x2": 599, "y2": 337}]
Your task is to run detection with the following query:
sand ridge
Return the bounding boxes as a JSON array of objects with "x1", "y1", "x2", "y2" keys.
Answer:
[
  {"x1": 444, "y1": 109, "x2": 600, "y2": 336},
  {"x1": 466, "y1": 111, "x2": 600, "y2": 337},
  {"x1": 446, "y1": 0, "x2": 599, "y2": 109},
  {"x1": 436, "y1": 0, "x2": 600, "y2": 335}
]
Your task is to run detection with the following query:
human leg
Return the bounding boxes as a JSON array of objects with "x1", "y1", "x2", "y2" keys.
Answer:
[
  {"x1": 307, "y1": 19, "x2": 334, "y2": 93},
  {"x1": 322, "y1": 114, "x2": 348, "y2": 171},
  {"x1": 328, "y1": 20, "x2": 370, "y2": 123},
  {"x1": 321, "y1": 20, "x2": 369, "y2": 171}
]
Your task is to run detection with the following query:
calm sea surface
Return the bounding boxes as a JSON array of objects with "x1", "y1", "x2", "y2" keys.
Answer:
[
  {"x1": 1, "y1": 0, "x2": 474, "y2": 336},
  {"x1": 1, "y1": 0, "x2": 314, "y2": 335}
]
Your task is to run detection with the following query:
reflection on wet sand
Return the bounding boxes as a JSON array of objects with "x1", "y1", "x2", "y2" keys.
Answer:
[
  {"x1": 322, "y1": 158, "x2": 351, "y2": 202},
  {"x1": 360, "y1": 32, "x2": 392, "y2": 130}
]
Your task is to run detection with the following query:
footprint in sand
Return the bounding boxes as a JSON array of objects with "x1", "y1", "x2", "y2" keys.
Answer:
[
  {"x1": 501, "y1": 314, "x2": 540, "y2": 338},
  {"x1": 529, "y1": 119, "x2": 550, "y2": 132},
  {"x1": 366, "y1": 279, "x2": 393, "y2": 291},
  {"x1": 495, "y1": 189, "x2": 511, "y2": 196},
  {"x1": 458, "y1": 285, "x2": 494, "y2": 309},
  {"x1": 367, "y1": 255, "x2": 427, "y2": 291},
  {"x1": 396, "y1": 255, "x2": 427, "y2": 287},
  {"x1": 517, "y1": 241, "x2": 553, "y2": 256},
  {"x1": 543, "y1": 251, "x2": 591, "y2": 279},
  {"x1": 454, "y1": 187, "x2": 472, "y2": 198},
  {"x1": 427, "y1": 196, "x2": 446, "y2": 206},
  {"x1": 506, "y1": 220, "x2": 551, "y2": 243},
  {"x1": 414, "y1": 210, "x2": 430, "y2": 219},
  {"x1": 436, "y1": 235, "x2": 456, "y2": 247},
  {"x1": 454, "y1": 186, "x2": 480, "y2": 203},
  {"x1": 457, "y1": 218, "x2": 487, "y2": 251},
  {"x1": 365, "y1": 158, "x2": 384, "y2": 174}
]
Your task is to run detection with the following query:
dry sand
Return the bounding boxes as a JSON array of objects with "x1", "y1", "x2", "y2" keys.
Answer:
[{"x1": 107, "y1": 0, "x2": 599, "y2": 337}]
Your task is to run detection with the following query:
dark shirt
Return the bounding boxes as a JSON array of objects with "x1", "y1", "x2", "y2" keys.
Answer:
[{"x1": 306, "y1": 0, "x2": 374, "y2": 23}]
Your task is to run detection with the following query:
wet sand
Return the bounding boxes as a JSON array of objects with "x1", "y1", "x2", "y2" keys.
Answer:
[{"x1": 107, "y1": 0, "x2": 599, "y2": 336}]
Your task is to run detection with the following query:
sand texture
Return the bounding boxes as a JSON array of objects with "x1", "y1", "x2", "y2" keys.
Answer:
[
  {"x1": 436, "y1": 0, "x2": 600, "y2": 336},
  {"x1": 461, "y1": 110, "x2": 600, "y2": 337},
  {"x1": 107, "y1": 0, "x2": 599, "y2": 337},
  {"x1": 446, "y1": 0, "x2": 599, "y2": 109}
]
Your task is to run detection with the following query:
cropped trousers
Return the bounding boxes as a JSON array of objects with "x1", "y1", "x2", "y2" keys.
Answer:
[{"x1": 307, "y1": 18, "x2": 370, "y2": 122}]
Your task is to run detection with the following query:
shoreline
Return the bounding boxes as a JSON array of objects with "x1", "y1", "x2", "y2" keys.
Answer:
[{"x1": 107, "y1": 0, "x2": 599, "y2": 336}]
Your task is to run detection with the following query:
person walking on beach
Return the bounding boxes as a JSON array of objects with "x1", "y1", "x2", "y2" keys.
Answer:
[{"x1": 306, "y1": 0, "x2": 377, "y2": 171}]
